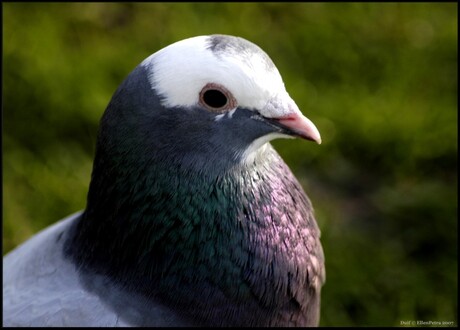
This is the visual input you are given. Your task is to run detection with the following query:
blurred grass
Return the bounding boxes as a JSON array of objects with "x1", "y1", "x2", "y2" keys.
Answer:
[{"x1": 2, "y1": 2, "x2": 457, "y2": 327}]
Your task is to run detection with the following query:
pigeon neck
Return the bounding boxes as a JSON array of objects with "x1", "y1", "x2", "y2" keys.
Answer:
[{"x1": 65, "y1": 144, "x2": 318, "y2": 326}]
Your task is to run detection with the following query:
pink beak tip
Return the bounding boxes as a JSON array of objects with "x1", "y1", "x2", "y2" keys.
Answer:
[{"x1": 277, "y1": 113, "x2": 322, "y2": 145}]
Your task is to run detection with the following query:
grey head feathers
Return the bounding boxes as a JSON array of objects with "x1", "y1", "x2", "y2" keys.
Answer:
[{"x1": 207, "y1": 34, "x2": 276, "y2": 71}]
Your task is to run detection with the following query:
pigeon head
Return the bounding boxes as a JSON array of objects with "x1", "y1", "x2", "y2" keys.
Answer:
[
  {"x1": 65, "y1": 35, "x2": 325, "y2": 327},
  {"x1": 100, "y1": 34, "x2": 321, "y2": 173}
]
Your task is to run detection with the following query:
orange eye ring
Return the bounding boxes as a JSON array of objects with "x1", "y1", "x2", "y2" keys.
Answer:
[{"x1": 199, "y1": 83, "x2": 237, "y2": 113}]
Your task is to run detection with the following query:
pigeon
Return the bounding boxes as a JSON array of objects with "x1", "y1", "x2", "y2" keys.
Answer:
[{"x1": 3, "y1": 34, "x2": 325, "y2": 327}]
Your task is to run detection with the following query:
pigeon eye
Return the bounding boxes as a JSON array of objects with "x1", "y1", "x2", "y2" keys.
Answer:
[{"x1": 199, "y1": 83, "x2": 237, "y2": 113}]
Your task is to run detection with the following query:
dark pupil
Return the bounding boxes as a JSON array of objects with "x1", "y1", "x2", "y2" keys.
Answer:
[{"x1": 203, "y1": 89, "x2": 227, "y2": 108}]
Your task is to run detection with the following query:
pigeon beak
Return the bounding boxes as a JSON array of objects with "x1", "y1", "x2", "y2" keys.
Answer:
[
  {"x1": 260, "y1": 94, "x2": 322, "y2": 144},
  {"x1": 270, "y1": 113, "x2": 322, "y2": 144}
]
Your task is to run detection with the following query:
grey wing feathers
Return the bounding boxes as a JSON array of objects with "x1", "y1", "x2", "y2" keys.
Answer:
[{"x1": 2, "y1": 212, "x2": 129, "y2": 327}]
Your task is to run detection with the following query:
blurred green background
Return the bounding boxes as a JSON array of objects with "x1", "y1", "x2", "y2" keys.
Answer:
[{"x1": 3, "y1": 2, "x2": 457, "y2": 327}]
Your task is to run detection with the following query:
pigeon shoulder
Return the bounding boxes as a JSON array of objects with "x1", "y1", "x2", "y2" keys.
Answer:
[
  {"x1": 3, "y1": 212, "x2": 192, "y2": 327},
  {"x1": 2, "y1": 212, "x2": 129, "y2": 327}
]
